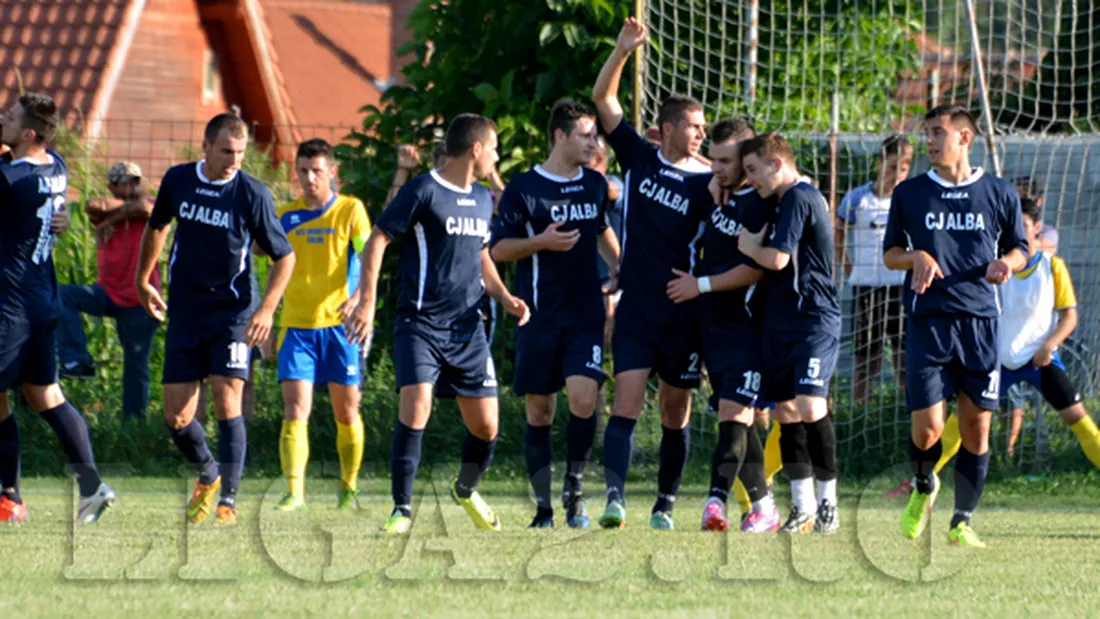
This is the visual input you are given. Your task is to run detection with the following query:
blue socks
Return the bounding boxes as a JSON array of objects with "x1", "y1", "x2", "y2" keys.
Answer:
[
  {"x1": 952, "y1": 446, "x2": 990, "y2": 528},
  {"x1": 655, "y1": 425, "x2": 690, "y2": 514},
  {"x1": 455, "y1": 431, "x2": 496, "y2": 498},
  {"x1": 602, "y1": 416, "x2": 636, "y2": 505},
  {"x1": 390, "y1": 422, "x2": 423, "y2": 516},
  {"x1": 524, "y1": 423, "x2": 553, "y2": 513},
  {"x1": 565, "y1": 413, "x2": 597, "y2": 496},
  {"x1": 40, "y1": 402, "x2": 101, "y2": 497},
  {"x1": 169, "y1": 418, "x2": 219, "y2": 486},
  {"x1": 217, "y1": 416, "x2": 247, "y2": 508}
]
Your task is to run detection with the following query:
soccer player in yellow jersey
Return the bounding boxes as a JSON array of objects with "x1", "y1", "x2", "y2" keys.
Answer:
[{"x1": 274, "y1": 139, "x2": 370, "y2": 510}]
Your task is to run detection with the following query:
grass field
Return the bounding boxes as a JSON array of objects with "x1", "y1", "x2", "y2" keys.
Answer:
[{"x1": 5, "y1": 474, "x2": 1099, "y2": 618}]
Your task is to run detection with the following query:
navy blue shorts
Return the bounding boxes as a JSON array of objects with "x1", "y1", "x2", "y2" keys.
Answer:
[
  {"x1": 906, "y1": 315, "x2": 999, "y2": 412},
  {"x1": 163, "y1": 320, "x2": 251, "y2": 383},
  {"x1": 762, "y1": 329, "x2": 838, "y2": 403},
  {"x1": 702, "y1": 326, "x2": 762, "y2": 407},
  {"x1": 514, "y1": 320, "x2": 605, "y2": 395},
  {"x1": 393, "y1": 321, "x2": 497, "y2": 398},
  {"x1": 612, "y1": 294, "x2": 701, "y2": 389},
  {"x1": 278, "y1": 326, "x2": 360, "y2": 386},
  {"x1": 0, "y1": 318, "x2": 59, "y2": 390},
  {"x1": 1001, "y1": 354, "x2": 1081, "y2": 411}
]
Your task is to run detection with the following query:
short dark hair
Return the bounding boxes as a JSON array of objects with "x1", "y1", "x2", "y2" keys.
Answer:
[
  {"x1": 431, "y1": 143, "x2": 447, "y2": 167},
  {"x1": 204, "y1": 110, "x2": 249, "y2": 143},
  {"x1": 739, "y1": 132, "x2": 795, "y2": 165},
  {"x1": 1020, "y1": 197, "x2": 1041, "y2": 221},
  {"x1": 17, "y1": 92, "x2": 60, "y2": 144},
  {"x1": 547, "y1": 98, "x2": 595, "y2": 144},
  {"x1": 296, "y1": 138, "x2": 333, "y2": 162},
  {"x1": 1013, "y1": 175, "x2": 1043, "y2": 200},
  {"x1": 710, "y1": 117, "x2": 756, "y2": 145},
  {"x1": 878, "y1": 134, "x2": 914, "y2": 161},
  {"x1": 924, "y1": 103, "x2": 979, "y2": 135},
  {"x1": 656, "y1": 95, "x2": 704, "y2": 132},
  {"x1": 444, "y1": 113, "x2": 497, "y2": 157}
]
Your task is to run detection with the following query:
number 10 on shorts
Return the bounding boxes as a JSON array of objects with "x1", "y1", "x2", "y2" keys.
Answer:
[{"x1": 227, "y1": 342, "x2": 249, "y2": 370}]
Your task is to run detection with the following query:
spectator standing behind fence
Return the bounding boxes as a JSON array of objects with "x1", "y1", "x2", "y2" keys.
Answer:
[
  {"x1": 57, "y1": 162, "x2": 161, "y2": 423},
  {"x1": 835, "y1": 135, "x2": 913, "y2": 405}
]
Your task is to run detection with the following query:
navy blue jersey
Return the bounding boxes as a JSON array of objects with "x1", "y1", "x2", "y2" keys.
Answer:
[
  {"x1": 0, "y1": 150, "x2": 68, "y2": 323},
  {"x1": 606, "y1": 120, "x2": 709, "y2": 315},
  {"x1": 884, "y1": 168, "x2": 1026, "y2": 317},
  {"x1": 687, "y1": 176, "x2": 770, "y2": 323},
  {"x1": 376, "y1": 170, "x2": 494, "y2": 330},
  {"x1": 764, "y1": 181, "x2": 841, "y2": 332},
  {"x1": 148, "y1": 161, "x2": 293, "y2": 327},
  {"x1": 492, "y1": 165, "x2": 608, "y2": 327}
]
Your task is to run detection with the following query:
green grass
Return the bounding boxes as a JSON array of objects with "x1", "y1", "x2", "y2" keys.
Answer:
[{"x1": 5, "y1": 476, "x2": 1099, "y2": 617}]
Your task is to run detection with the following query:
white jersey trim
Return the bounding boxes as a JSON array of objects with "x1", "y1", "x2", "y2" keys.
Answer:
[
  {"x1": 533, "y1": 165, "x2": 584, "y2": 183},
  {"x1": 196, "y1": 160, "x2": 238, "y2": 185},
  {"x1": 414, "y1": 223, "x2": 428, "y2": 310},
  {"x1": 657, "y1": 150, "x2": 710, "y2": 173},
  {"x1": 429, "y1": 169, "x2": 472, "y2": 194},
  {"x1": 927, "y1": 167, "x2": 985, "y2": 188},
  {"x1": 525, "y1": 222, "x2": 540, "y2": 310}
]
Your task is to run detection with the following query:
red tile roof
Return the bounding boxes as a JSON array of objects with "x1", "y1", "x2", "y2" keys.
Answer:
[
  {"x1": 0, "y1": 0, "x2": 140, "y2": 126},
  {"x1": 260, "y1": 0, "x2": 391, "y2": 139}
]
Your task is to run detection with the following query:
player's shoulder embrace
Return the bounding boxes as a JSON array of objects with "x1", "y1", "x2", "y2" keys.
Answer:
[{"x1": 788, "y1": 179, "x2": 828, "y2": 208}]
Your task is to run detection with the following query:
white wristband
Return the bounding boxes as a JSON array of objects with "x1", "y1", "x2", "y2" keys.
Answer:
[{"x1": 697, "y1": 276, "x2": 712, "y2": 294}]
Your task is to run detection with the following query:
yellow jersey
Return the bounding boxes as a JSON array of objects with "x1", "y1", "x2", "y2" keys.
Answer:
[{"x1": 277, "y1": 194, "x2": 371, "y2": 329}]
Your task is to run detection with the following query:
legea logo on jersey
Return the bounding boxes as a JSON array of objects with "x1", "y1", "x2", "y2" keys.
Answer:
[
  {"x1": 638, "y1": 178, "x2": 688, "y2": 215},
  {"x1": 550, "y1": 203, "x2": 599, "y2": 223},
  {"x1": 195, "y1": 187, "x2": 221, "y2": 198},
  {"x1": 940, "y1": 191, "x2": 969, "y2": 200},
  {"x1": 925, "y1": 212, "x2": 986, "y2": 231},
  {"x1": 560, "y1": 185, "x2": 584, "y2": 194},
  {"x1": 456, "y1": 198, "x2": 477, "y2": 207},
  {"x1": 658, "y1": 168, "x2": 684, "y2": 182}
]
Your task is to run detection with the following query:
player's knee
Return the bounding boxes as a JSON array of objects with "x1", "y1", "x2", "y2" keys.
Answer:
[
  {"x1": 1058, "y1": 403, "x2": 1087, "y2": 425},
  {"x1": 23, "y1": 383, "x2": 65, "y2": 413},
  {"x1": 566, "y1": 388, "x2": 598, "y2": 419},
  {"x1": 525, "y1": 405, "x2": 554, "y2": 427},
  {"x1": 795, "y1": 395, "x2": 827, "y2": 422}
]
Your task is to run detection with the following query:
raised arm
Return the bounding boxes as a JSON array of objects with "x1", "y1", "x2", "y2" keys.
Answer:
[{"x1": 593, "y1": 18, "x2": 648, "y2": 134}]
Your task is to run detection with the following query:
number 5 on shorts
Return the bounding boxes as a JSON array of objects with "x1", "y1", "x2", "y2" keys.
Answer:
[{"x1": 807, "y1": 358, "x2": 821, "y2": 379}]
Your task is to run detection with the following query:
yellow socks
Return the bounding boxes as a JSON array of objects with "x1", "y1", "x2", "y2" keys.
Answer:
[
  {"x1": 280, "y1": 419, "x2": 309, "y2": 498},
  {"x1": 1070, "y1": 414, "x2": 1100, "y2": 470},
  {"x1": 933, "y1": 414, "x2": 962, "y2": 475},
  {"x1": 336, "y1": 416, "x2": 365, "y2": 491},
  {"x1": 764, "y1": 420, "x2": 783, "y2": 485}
]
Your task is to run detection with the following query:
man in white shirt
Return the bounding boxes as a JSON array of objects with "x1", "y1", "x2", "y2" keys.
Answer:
[{"x1": 836, "y1": 135, "x2": 914, "y2": 404}]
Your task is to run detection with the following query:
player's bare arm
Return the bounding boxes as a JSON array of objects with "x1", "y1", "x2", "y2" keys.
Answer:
[
  {"x1": 985, "y1": 247, "x2": 1027, "y2": 284},
  {"x1": 666, "y1": 263, "x2": 764, "y2": 304},
  {"x1": 345, "y1": 227, "x2": 391, "y2": 346},
  {"x1": 491, "y1": 220, "x2": 580, "y2": 262},
  {"x1": 883, "y1": 246, "x2": 944, "y2": 294},
  {"x1": 592, "y1": 18, "x2": 647, "y2": 133},
  {"x1": 245, "y1": 250, "x2": 295, "y2": 347},
  {"x1": 598, "y1": 227, "x2": 621, "y2": 294},
  {"x1": 135, "y1": 224, "x2": 171, "y2": 321},
  {"x1": 738, "y1": 226, "x2": 789, "y2": 271},
  {"x1": 481, "y1": 248, "x2": 530, "y2": 326}
]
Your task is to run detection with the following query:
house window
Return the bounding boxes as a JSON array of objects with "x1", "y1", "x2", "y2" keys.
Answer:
[{"x1": 202, "y1": 49, "x2": 221, "y2": 105}]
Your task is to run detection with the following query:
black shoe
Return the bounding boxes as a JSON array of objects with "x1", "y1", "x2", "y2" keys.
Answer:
[
  {"x1": 528, "y1": 511, "x2": 554, "y2": 529},
  {"x1": 60, "y1": 362, "x2": 94, "y2": 380},
  {"x1": 813, "y1": 499, "x2": 839, "y2": 534},
  {"x1": 778, "y1": 505, "x2": 817, "y2": 533}
]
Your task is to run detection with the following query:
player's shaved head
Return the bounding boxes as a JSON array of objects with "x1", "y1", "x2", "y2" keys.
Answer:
[
  {"x1": 548, "y1": 98, "x2": 595, "y2": 145},
  {"x1": 739, "y1": 132, "x2": 794, "y2": 166},
  {"x1": 444, "y1": 114, "x2": 497, "y2": 158},
  {"x1": 710, "y1": 117, "x2": 755, "y2": 145},
  {"x1": 924, "y1": 104, "x2": 979, "y2": 136},
  {"x1": 204, "y1": 110, "x2": 249, "y2": 143}
]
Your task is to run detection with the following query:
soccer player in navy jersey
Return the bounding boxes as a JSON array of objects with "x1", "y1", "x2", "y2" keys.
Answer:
[
  {"x1": 345, "y1": 114, "x2": 529, "y2": 534},
  {"x1": 884, "y1": 104, "x2": 1027, "y2": 548},
  {"x1": 136, "y1": 112, "x2": 296, "y2": 527},
  {"x1": 738, "y1": 133, "x2": 843, "y2": 534},
  {"x1": 665, "y1": 118, "x2": 782, "y2": 533},
  {"x1": 490, "y1": 99, "x2": 621, "y2": 529},
  {"x1": 593, "y1": 17, "x2": 711, "y2": 530},
  {"x1": 0, "y1": 93, "x2": 116, "y2": 525}
]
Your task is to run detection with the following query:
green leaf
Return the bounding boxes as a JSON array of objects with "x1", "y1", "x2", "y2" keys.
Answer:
[
  {"x1": 501, "y1": 71, "x2": 515, "y2": 101},
  {"x1": 472, "y1": 82, "x2": 498, "y2": 103},
  {"x1": 538, "y1": 22, "x2": 559, "y2": 47}
]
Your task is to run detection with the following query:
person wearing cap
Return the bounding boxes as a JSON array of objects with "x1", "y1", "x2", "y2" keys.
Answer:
[{"x1": 57, "y1": 161, "x2": 161, "y2": 422}]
